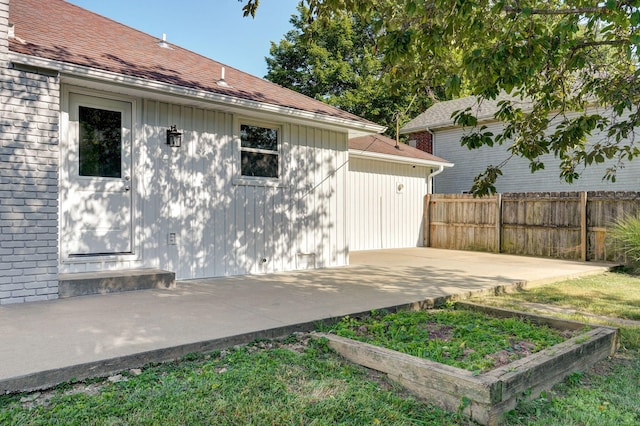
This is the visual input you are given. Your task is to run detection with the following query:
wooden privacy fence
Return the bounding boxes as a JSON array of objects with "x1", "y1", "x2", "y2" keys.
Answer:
[{"x1": 424, "y1": 192, "x2": 640, "y2": 262}]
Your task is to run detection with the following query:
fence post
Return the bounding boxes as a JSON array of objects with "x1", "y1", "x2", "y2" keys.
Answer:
[
  {"x1": 424, "y1": 194, "x2": 431, "y2": 247},
  {"x1": 496, "y1": 194, "x2": 502, "y2": 253},
  {"x1": 580, "y1": 191, "x2": 588, "y2": 261}
]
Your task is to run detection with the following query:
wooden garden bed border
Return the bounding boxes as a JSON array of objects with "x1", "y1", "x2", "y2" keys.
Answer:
[{"x1": 316, "y1": 302, "x2": 619, "y2": 426}]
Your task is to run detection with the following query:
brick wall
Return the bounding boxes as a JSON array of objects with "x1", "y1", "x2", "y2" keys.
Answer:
[
  {"x1": 0, "y1": 0, "x2": 7, "y2": 67},
  {"x1": 407, "y1": 130, "x2": 433, "y2": 154},
  {"x1": 1, "y1": 0, "x2": 60, "y2": 304}
]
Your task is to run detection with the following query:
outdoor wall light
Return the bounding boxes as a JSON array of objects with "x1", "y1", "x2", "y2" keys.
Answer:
[{"x1": 166, "y1": 125, "x2": 182, "y2": 147}]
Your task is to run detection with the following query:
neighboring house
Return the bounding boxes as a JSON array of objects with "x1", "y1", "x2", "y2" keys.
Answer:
[
  {"x1": 1, "y1": 0, "x2": 395, "y2": 304},
  {"x1": 401, "y1": 95, "x2": 640, "y2": 194},
  {"x1": 348, "y1": 135, "x2": 452, "y2": 251}
]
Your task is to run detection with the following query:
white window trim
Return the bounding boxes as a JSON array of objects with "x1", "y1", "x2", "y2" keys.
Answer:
[{"x1": 234, "y1": 118, "x2": 288, "y2": 187}]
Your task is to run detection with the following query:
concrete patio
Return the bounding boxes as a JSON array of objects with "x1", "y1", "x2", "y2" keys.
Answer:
[{"x1": 0, "y1": 248, "x2": 612, "y2": 394}]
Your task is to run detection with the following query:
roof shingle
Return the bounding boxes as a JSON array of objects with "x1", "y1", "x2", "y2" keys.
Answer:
[
  {"x1": 8, "y1": 0, "x2": 377, "y2": 127},
  {"x1": 401, "y1": 94, "x2": 532, "y2": 133},
  {"x1": 349, "y1": 134, "x2": 450, "y2": 165}
]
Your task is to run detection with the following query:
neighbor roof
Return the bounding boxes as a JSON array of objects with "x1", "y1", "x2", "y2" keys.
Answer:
[
  {"x1": 401, "y1": 94, "x2": 532, "y2": 133},
  {"x1": 8, "y1": 0, "x2": 380, "y2": 130},
  {"x1": 349, "y1": 135, "x2": 451, "y2": 167}
]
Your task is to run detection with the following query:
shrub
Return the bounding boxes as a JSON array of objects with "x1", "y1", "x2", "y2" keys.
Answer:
[{"x1": 608, "y1": 213, "x2": 640, "y2": 273}]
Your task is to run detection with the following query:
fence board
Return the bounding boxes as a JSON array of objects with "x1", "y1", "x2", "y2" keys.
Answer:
[
  {"x1": 427, "y1": 194, "x2": 500, "y2": 252},
  {"x1": 587, "y1": 191, "x2": 640, "y2": 262},
  {"x1": 425, "y1": 191, "x2": 640, "y2": 261}
]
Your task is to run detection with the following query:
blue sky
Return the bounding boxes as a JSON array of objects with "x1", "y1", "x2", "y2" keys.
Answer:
[{"x1": 66, "y1": 0, "x2": 301, "y2": 78}]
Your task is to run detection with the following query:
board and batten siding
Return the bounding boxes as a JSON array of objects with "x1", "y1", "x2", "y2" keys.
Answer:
[
  {"x1": 348, "y1": 157, "x2": 428, "y2": 250},
  {"x1": 433, "y1": 120, "x2": 640, "y2": 194},
  {"x1": 61, "y1": 98, "x2": 349, "y2": 279}
]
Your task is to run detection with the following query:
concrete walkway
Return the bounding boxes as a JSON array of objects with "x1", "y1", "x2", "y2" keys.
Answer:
[{"x1": 0, "y1": 248, "x2": 612, "y2": 393}]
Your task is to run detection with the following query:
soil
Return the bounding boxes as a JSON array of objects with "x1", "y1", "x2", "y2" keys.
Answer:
[{"x1": 423, "y1": 323, "x2": 455, "y2": 340}]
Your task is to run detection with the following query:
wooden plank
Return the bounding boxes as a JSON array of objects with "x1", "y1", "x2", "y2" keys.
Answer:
[
  {"x1": 426, "y1": 198, "x2": 498, "y2": 203},
  {"x1": 501, "y1": 224, "x2": 582, "y2": 231},
  {"x1": 487, "y1": 327, "x2": 617, "y2": 402},
  {"x1": 430, "y1": 222, "x2": 496, "y2": 229},
  {"x1": 495, "y1": 193, "x2": 502, "y2": 253},
  {"x1": 456, "y1": 302, "x2": 605, "y2": 331},
  {"x1": 317, "y1": 333, "x2": 494, "y2": 403},
  {"x1": 581, "y1": 191, "x2": 588, "y2": 261}
]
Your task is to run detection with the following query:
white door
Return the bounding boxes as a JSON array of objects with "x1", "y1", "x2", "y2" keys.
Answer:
[{"x1": 63, "y1": 93, "x2": 133, "y2": 256}]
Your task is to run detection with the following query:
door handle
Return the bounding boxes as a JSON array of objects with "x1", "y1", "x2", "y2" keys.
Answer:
[{"x1": 124, "y1": 185, "x2": 131, "y2": 192}]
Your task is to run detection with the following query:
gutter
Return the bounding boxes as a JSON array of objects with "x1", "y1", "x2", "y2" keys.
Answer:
[
  {"x1": 9, "y1": 52, "x2": 386, "y2": 138},
  {"x1": 348, "y1": 149, "x2": 452, "y2": 169},
  {"x1": 427, "y1": 164, "x2": 447, "y2": 194}
]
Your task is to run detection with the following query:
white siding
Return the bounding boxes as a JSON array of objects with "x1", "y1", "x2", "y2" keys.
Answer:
[
  {"x1": 433, "y1": 120, "x2": 640, "y2": 194},
  {"x1": 60, "y1": 96, "x2": 349, "y2": 279},
  {"x1": 348, "y1": 157, "x2": 428, "y2": 250}
]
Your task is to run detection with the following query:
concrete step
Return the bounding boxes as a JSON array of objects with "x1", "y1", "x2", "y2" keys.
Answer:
[{"x1": 58, "y1": 269, "x2": 176, "y2": 298}]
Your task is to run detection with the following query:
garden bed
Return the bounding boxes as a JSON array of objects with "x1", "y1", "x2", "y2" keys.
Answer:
[{"x1": 317, "y1": 302, "x2": 619, "y2": 426}]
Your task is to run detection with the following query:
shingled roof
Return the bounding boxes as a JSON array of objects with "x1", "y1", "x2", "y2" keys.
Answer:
[
  {"x1": 8, "y1": 0, "x2": 381, "y2": 131},
  {"x1": 349, "y1": 134, "x2": 451, "y2": 167},
  {"x1": 401, "y1": 94, "x2": 532, "y2": 133}
]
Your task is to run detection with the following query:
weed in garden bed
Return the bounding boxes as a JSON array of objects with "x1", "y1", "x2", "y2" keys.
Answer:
[{"x1": 320, "y1": 308, "x2": 579, "y2": 373}]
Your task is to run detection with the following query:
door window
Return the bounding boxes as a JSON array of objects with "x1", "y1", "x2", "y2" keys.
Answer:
[{"x1": 78, "y1": 106, "x2": 122, "y2": 178}]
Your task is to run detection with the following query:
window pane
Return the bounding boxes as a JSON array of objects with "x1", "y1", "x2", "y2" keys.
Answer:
[
  {"x1": 241, "y1": 152, "x2": 278, "y2": 178},
  {"x1": 241, "y1": 124, "x2": 278, "y2": 151},
  {"x1": 79, "y1": 106, "x2": 122, "y2": 178}
]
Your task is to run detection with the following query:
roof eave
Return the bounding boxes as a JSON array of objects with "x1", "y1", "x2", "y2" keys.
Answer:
[
  {"x1": 349, "y1": 149, "x2": 453, "y2": 168},
  {"x1": 401, "y1": 115, "x2": 505, "y2": 134},
  {"x1": 9, "y1": 52, "x2": 386, "y2": 137}
]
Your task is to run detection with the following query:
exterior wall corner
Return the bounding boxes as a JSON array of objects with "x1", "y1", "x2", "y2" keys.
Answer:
[{"x1": 0, "y1": 1, "x2": 61, "y2": 304}]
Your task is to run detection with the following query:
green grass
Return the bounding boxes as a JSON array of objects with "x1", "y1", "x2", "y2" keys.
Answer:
[
  {"x1": 322, "y1": 308, "x2": 571, "y2": 373},
  {"x1": 3, "y1": 272, "x2": 640, "y2": 425},
  {"x1": 475, "y1": 271, "x2": 640, "y2": 322},
  {"x1": 471, "y1": 271, "x2": 640, "y2": 425},
  {"x1": 0, "y1": 338, "x2": 470, "y2": 425}
]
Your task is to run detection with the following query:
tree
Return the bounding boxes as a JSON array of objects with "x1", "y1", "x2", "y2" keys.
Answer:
[
  {"x1": 242, "y1": 0, "x2": 640, "y2": 195},
  {"x1": 263, "y1": 4, "x2": 439, "y2": 134}
]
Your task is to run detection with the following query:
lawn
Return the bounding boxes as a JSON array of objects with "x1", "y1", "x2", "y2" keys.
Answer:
[
  {"x1": 0, "y1": 337, "x2": 468, "y2": 425},
  {"x1": 1, "y1": 272, "x2": 639, "y2": 425},
  {"x1": 474, "y1": 271, "x2": 640, "y2": 321},
  {"x1": 474, "y1": 271, "x2": 640, "y2": 425}
]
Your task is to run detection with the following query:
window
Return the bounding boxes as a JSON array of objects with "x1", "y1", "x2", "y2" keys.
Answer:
[
  {"x1": 78, "y1": 106, "x2": 122, "y2": 178},
  {"x1": 240, "y1": 124, "x2": 279, "y2": 178}
]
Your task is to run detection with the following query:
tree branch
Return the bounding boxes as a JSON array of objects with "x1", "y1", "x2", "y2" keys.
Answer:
[
  {"x1": 574, "y1": 39, "x2": 630, "y2": 49},
  {"x1": 504, "y1": 6, "x2": 607, "y2": 15}
]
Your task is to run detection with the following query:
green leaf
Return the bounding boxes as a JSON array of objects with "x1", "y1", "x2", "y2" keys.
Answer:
[
  {"x1": 406, "y1": 1, "x2": 416, "y2": 15},
  {"x1": 447, "y1": 74, "x2": 462, "y2": 97}
]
